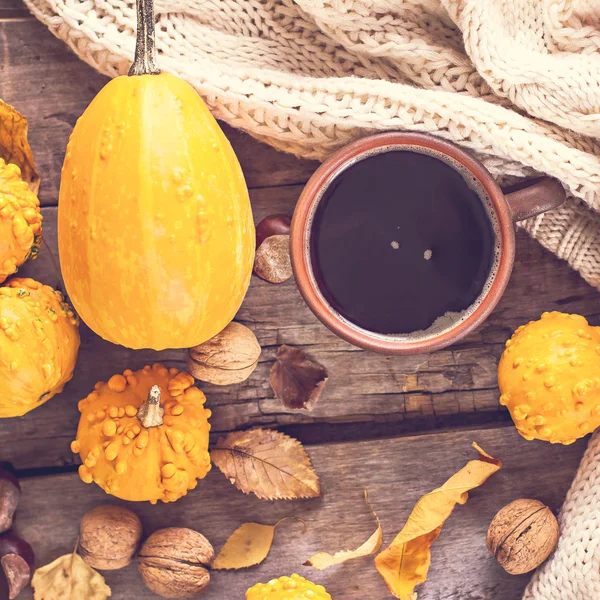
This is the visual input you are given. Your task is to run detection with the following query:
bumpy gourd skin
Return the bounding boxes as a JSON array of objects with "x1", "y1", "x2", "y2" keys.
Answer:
[
  {"x1": 0, "y1": 278, "x2": 80, "y2": 417},
  {"x1": 58, "y1": 72, "x2": 254, "y2": 350},
  {"x1": 0, "y1": 159, "x2": 42, "y2": 282},
  {"x1": 499, "y1": 312, "x2": 600, "y2": 444},
  {"x1": 246, "y1": 574, "x2": 332, "y2": 600},
  {"x1": 72, "y1": 364, "x2": 212, "y2": 503}
]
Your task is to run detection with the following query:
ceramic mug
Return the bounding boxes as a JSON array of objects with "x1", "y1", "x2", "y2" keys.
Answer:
[{"x1": 290, "y1": 132, "x2": 566, "y2": 355}]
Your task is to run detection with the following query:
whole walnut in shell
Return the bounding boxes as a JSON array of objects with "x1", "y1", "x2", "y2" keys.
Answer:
[
  {"x1": 138, "y1": 527, "x2": 214, "y2": 598},
  {"x1": 486, "y1": 499, "x2": 559, "y2": 574},
  {"x1": 79, "y1": 505, "x2": 142, "y2": 570},
  {"x1": 188, "y1": 322, "x2": 261, "y2": 385}
]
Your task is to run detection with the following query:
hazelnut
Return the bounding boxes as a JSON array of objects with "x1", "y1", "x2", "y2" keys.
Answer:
[
  {"x1": 79, "y1": 505, "x2": 143, "y2": 570},
  {"x1": 256, "y1": 214, "x2": 291, "y2": 249},
  {"x1": 138, "y1": 527, "x2": 214, "y2": 598},
  {"x1": 188, "y1": 322, "x2": 261, "y2": 385},
  {"x1": 486, "y1": 499, "x2": 559, "y2": 574},
  {"x1": 254, "y1": 235, "x2": 292, "y2": 283}
]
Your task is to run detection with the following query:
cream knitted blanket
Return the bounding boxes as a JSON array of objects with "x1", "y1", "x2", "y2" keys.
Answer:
[{"x1": 19, "y1": 1, "x2": 600, "y2": 597}]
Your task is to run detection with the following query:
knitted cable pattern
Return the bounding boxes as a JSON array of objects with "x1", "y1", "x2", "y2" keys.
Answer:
[
  {"x1": 523, "y1": 430, "x2": 600, "y2": 599},
  {"x1": 22, "y1": 0, "x2": 600, "y2": 295}
]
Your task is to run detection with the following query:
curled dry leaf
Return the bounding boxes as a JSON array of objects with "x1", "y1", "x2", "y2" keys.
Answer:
[
  {"x1": 212, "y1": 517, "x2": 306, "y2": 570},
  {"x1": 374, "y1": 443, "x2": 502, "y2": 600},
  {"x1": 305, "y1": 490, "x2": 382, "y2": 570},
  {"x1": 211, "y1": 428, "x2": 321, "y2": 500},
  {"x1": 270, "y1": 345, "x2": 328, "y2": 411},
  {"x1": 0, "y1": 100, "x2": 39, "y2": 193},
  {"x1": 32, "y1": 550, "x2": 111, "y2": 600}
]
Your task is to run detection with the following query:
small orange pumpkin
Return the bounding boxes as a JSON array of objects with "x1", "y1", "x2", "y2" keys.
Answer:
[
  {"x1": 0, "y1": 278, "x2": 79, "y2": 418},
  {"x1": 0, "y1": 159, "x2": 42, "y2": 282},
  {"x1": 71, "y1": 364, "x2": 211, "y2": 503}
]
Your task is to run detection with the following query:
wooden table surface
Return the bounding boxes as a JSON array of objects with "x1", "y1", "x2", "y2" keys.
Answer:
[{"x1": 0, "y1": 4, "x2": 598, "y2": 599}]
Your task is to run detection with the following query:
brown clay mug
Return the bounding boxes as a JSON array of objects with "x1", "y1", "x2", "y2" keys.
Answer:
[{"x1": 290, "y1": 132, "x2": 566, "y2": 355}]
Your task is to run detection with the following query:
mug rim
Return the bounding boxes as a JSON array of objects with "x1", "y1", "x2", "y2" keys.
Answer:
[{"x1": 290, "y1": 131, "x2": 516, "y2": 355}]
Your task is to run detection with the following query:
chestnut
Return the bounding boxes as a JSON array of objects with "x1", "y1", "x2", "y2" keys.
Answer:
[
  {"x1": 0, "y1": 534, "x2": 34, "y2": 599},
  {"x1": 255, "y1": 214, "x2": 291, "y2": 249},
  {"x1": 0, "y1": 464, "x2": 20, "y2": 534}
]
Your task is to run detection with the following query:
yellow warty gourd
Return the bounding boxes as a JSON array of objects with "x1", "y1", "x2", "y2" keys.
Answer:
[
  {"x1": 246, "y1": 574, "x2": 332, "y2": 600},
  {"x1": 0, "y1": 159, "x2": 42, "y2": 282},
  {"x1": 0, "y1": 278, "x2": 80, "y2": 418},
  {"x1": 58, "y1": 0, "x2": 254, "y2": 350},
  {"x1": 499, "y1": 312, "x2": 600, "y2": 444},
  {"x1": 72, "y1": 364, "x2": 211, "y2": 503}
]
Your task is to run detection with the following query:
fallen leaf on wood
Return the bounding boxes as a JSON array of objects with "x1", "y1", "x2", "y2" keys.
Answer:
[
  {"x1": 211, "y1": 428, "x2": 321, "y2": 500},
  {"x1": 305, "y1": 490, "x2": 382, "y2": 570},
  {"x1": 32, "y1": 550, "x2": 111, "y2": 600},
  {"x1": 270, "y1": 345, "x2": 328, "y2": 410},
  {"x1": 212, "y1": 517, "x2": 306, "y2": 570},
  {"x1": 374, "y1": 443, "x2": 502, "y2": 600},
  {"x1": 0, "y1": 100, "x2": 40, "y2": 193}
]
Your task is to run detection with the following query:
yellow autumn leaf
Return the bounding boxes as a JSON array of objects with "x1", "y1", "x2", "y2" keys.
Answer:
[
  {"x1": 305, "y1": 490, "x2": 382, "y2": 570},
  {"x1": 212, "y1": 517, "x2": 306, "y2": 570},
  {"x1": 0, "y1": 99, "x2": 40, "y2": 193},
  {"x1": 32, "y1": 551, "x2": 111, "y2": 600},
  {"x1": 375, "y1": 443, "x2": 502, "y2": 600}
]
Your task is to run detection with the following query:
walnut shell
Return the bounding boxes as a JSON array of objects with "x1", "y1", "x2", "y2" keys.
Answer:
[
  {"x1": 486, "y1": 499, "x2": 559, "y2": 574},
  {"x1": 188, "y1": 322, "x2": 261, "y2": 385},
  {"x1": 138, "y1": 527, "x2": 214, "y2": 598},
  {"x1": 79, "y1": 505, "x2": 142, "y2": 570}
]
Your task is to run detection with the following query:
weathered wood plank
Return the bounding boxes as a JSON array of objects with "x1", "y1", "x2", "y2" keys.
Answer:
[
  {"x1": 0, "y1": 18, "x2": 318, "y2": 206},
  {"x1": 11, "y1": 426, "x2": 587, "y2": 600},
  {"x1": 0, "y1": 0, "x2": 30, "y2": 19},
  {"x1": 0, "y1": 206, "x2": 597, "y2": 470}
]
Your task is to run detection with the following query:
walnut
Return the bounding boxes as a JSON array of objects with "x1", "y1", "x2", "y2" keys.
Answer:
[
  {"x1": 188, "y1": 322, "x2": 261, "y2": 385},
  {"x1": 486, "y1": 499, "x2": 559, "y2": 574},
  {"x1": 138, "y1": 527, "x2": 214, "y2": 598},
  {"x1": 79, "y1": 505, "x2": 143, "y2": 570}
]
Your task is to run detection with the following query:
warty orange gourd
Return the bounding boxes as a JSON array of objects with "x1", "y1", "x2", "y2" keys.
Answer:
[
  {"x1": 0, "y1": 278, "x2": 79, "y2": 418},
  {"x1": 58, "y1": 0, "x2": 254, "y2": 350},
  {"x1": 246, "y1": 574, "x2": 332, "y2": 600}
]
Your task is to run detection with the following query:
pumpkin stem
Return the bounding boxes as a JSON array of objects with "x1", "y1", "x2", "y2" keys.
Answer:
[
  {"x1": 129, "y1": 0, "x2": 161, "y2": 76},
  {"x1": 137, "y1": 385, "x2": 164, "y2": 428}
]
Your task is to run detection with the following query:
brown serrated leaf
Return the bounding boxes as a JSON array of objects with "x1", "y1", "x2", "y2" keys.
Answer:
[
  {"x1": 0, "y1": 100, "x2": 39, "y2": 193},
  {"x1": 211, "y1": 428, "x2": 321, "y2": 500},
  {"x1": 212, "y1": 517, "x2": 305, "y2": 570},
  {"x1": 270, "y1": 345, "x2": 328, "y2": 411},
  {"x1": 305, "y1": 490, "x2": 382, "y2": 570},
  {"x1": 32, "y1": 550, "x2": 111, "y2": 600},
  {"x1": 375, "y1": 443, "x2": 502, "y2": 599}
]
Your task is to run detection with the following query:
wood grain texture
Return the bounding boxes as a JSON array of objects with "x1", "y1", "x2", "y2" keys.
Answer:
[
  {"x1": 0, "y1": 205, "x2": 596, "y2": 470},
  {"x1": 11, "y1": 426, "x2": 586, "y2": 600},
  {"x1": 0, "y1": 18, "x2": 318, "y2": 207}
]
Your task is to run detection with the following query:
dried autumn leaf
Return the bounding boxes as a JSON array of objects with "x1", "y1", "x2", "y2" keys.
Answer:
[
  {"x1": 0, "y1": 100, "x2": 39, "y2": 193},
  {"x1": 212, "y1": 517, "x2": 305, "y2": 570},
  {"x1": 32, "y1": 550, "x2": 111, "y2": 600},
  {"x1": 305, "y1": 490, "x2": 382, "y2": 570},
  {"x1": 211, "y1": 428, "x2": 321, "y2": 500},
  {"x1": 375, "y1": 443, "x2": 502, "y2": 600},
  {"x1": 270, "y1": 345, "x2": 328, "y2": 410}
]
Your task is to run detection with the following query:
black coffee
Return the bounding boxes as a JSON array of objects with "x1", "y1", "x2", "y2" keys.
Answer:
[{"x1": 310, "y1": 149, "x2": 497, "y2": 335}]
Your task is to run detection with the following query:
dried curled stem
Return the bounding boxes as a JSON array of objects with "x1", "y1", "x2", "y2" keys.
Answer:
[{"x1": 137, "y1": 385, "x2": 164, "y2": 428}]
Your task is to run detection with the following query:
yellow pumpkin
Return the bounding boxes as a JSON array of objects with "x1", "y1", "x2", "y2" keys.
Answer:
[
  {"x1": 246, "y1": 575, "x2": 332, "y2": 600},
  {"x1": 71, "y1": 364, "x2": 212, "y2": 503},
  {"x1": 0, "y1": 278, "x2": 79, "y2": 418},
  {"x1": 0, "y1": 159, "x2": 42, "y2": 282},
  {"x1": 57, "y1": 0, "x2": 254, "y2": 350},
  {"x1": 499, "y1": 312, "x2": 600, "y2": 444}
]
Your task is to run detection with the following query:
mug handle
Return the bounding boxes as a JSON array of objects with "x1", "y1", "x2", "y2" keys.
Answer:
[{"x1": 503, "y1": 176, "x2": 566, "y2": 222}]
